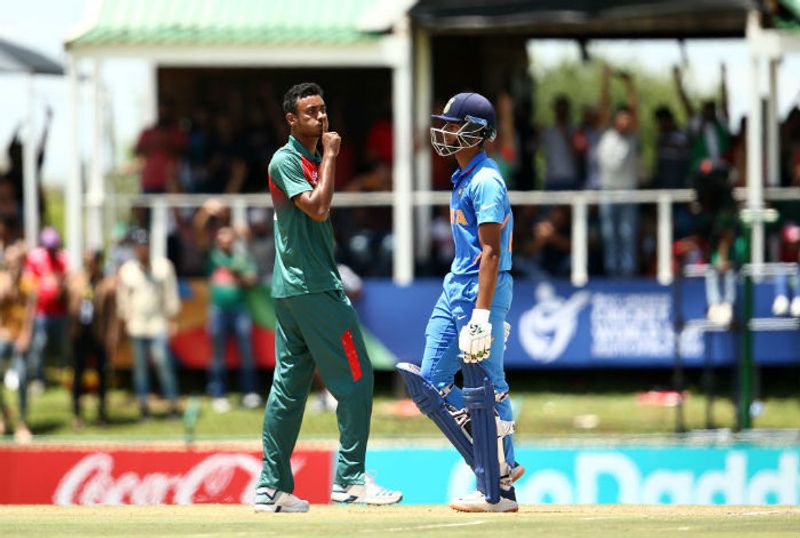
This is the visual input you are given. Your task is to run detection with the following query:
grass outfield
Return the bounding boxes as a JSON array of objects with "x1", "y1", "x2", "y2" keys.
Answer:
[
  {"x1": 1, "y1": 505, "x2": 799, "y2": 538},
  {"x1": 14, "y1": 385, "x2": 800, "y2": 441}
]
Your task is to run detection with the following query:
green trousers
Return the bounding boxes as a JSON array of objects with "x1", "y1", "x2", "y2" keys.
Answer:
[{"x1": 258, "y1": 289, "x2": 374, "y2": 493}]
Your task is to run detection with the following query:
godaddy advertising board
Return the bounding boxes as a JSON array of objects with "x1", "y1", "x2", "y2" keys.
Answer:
[{"x1": 367, "y1": 446, "x2": 799, "y2": 505}]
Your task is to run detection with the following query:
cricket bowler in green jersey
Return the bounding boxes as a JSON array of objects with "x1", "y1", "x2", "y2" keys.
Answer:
[{"x1": 254, "y1": 83, "x2": 402, "y2": 513}]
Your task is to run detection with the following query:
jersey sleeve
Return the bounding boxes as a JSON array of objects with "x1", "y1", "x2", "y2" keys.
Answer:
[
  {"x1": 269, "y1": 152, "x2": 313, "y2": 200},
  {"x1": 472, "y1": 172, "x2": 508, "y2": 225}
]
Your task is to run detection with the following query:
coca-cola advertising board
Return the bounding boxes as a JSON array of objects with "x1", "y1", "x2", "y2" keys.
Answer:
[{"x1": 0, "y1": 445, "x2": 333, "y2": 505}]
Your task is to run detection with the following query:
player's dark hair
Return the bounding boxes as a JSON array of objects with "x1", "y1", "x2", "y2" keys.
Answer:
[{"x1": 283, "y1": 82, "x2": 324, "y2": 115}]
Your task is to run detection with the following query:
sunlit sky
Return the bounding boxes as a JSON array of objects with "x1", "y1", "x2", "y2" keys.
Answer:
[{"x1": 1, "y1": 0, "x2": 799, "y2": 186}]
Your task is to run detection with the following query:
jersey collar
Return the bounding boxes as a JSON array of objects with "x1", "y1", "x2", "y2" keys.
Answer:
[
  {"x1": 451, "y1": 150, "x2": 488, "y2": 187},
  {"x1": 289, "y1": 135, "x2": 321, "y2": 163}
]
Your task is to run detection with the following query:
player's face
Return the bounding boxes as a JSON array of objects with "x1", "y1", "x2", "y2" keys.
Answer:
[
  {"x1": 442, "y1": 122, "x2": 461, "y2": 145},
  {"x1": 291, "y1": 95, "x2": 327, "y2": 137}
]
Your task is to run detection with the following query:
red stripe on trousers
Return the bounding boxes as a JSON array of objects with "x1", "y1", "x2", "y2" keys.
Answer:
[{"x1": 340, "y1": 330, "x2": 362, "y2": 382}]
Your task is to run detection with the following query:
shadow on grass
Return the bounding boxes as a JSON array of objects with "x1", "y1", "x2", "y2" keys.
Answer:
[{"x1": 29, "y1": 419, "x2": 65, "y2": 435}]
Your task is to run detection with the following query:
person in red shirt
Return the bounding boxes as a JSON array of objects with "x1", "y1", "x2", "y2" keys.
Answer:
[
  {"x1": 25, "y1": 227, "x2": 69, "y2": 392},
  {"x1": 135, "y1": 100, "x2": 188, "y2": 194}
]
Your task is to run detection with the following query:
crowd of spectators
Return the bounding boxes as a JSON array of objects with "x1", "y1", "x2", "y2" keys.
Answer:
[
  {"x1": 0, "y1": 198, "x2": 282, "y2": 442},
  {"x1": 2, "y1": 65, "x2": 800, "y2": 440},
  {"x1": 130, "y1": 67, "x2": 800, "y2": 287}
]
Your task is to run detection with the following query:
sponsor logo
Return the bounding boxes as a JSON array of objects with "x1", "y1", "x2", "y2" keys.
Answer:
[
  {"x1": 52, "y1": 453, "x2": 307, "y2": 506},
  {"x1": 447, "y1": 451, "x2": 799, "y2": 505},
  {"x1": 519, "y1": 283, "x2": 590, "y2": 363},
  {"x1": 518, "y1": 283, "x2": 704, "y2": 363}
]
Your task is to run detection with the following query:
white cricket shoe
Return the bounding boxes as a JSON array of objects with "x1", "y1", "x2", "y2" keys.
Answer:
[
  {"x1": 212, "y1": 397, "x2": 231, "y2": 413},
  {"x1": 254, "y1": 487, "x2": 309, "y2": 513},
  {"x1": 510, "y1": 463, "x2": 525, "y2": 483},
  {"x1": 242, "y1": 393, "x2": 262, "y2": 409},
  {"x1": 331, "y1": 474, "x2": 402, "y2": 505},
  {"x1": 449, "y1": 490, "x2": 518, "y2": 513}
]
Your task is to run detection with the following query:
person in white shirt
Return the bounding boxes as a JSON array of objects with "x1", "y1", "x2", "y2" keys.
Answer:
[
  {"x1": 117, "y1": 228, "x2": 181, "y2": 420},
  {"x1": 597, "y1": 67, "x2": 640, "y2": 276}
]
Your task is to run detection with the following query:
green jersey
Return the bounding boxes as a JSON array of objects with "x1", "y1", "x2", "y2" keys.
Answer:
[
  {"x1": 208, "y1": 247, "x2": 256, "y2": 310},
  {"x1": 268, "y1": 135, "x2": 342, "y2": 298}
]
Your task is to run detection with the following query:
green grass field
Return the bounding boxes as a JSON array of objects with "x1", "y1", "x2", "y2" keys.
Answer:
[
  {"x1": 1, "y1": 505, "x2": 798, "y2": 538},
  {"x1": 10, "y1": 383, "x2": 800, "y2": 442}
]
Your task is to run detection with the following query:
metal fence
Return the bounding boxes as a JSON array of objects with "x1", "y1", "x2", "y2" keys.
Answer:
[{"x1": 96, "y1": 186, "x2": 800, "y2": 286}]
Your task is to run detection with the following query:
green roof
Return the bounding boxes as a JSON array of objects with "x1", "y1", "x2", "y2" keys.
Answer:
[{"x1": 67, "y1": 0, "x2": 383, "y2": 49}]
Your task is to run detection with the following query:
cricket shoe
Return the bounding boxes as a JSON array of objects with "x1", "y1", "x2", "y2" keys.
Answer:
[
  {"x1": 331, "y1": 474, "x2": 403, "y2": 505},
  {"x1": 449, "y1": 489, "x2": 518, "y2": 513},
  {"x1": 254, "y1": 487, "x2": 309, "y2": 513},
  {"x1": 510, "y1": 463, "x2": 525, "y2": 483}
]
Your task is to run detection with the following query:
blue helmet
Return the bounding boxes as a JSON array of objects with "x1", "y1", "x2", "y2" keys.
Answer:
[{"x1": 430, "y1": 92, "x2": 497, "y2": 157}]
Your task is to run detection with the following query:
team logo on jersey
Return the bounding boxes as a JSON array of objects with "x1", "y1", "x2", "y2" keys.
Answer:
[{"x1": 450, "y1": 209, "x2": 468, "y2": 226}]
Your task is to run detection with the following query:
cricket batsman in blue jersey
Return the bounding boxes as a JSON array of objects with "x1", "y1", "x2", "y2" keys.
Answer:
[{"x1": 397, "y1": 92, "x2": 521, "y2": 512}]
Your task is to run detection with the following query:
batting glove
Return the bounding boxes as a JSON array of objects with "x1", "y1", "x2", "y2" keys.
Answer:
[{"x1": 459, "y1": 309, "x2": 493, "y2": 363}]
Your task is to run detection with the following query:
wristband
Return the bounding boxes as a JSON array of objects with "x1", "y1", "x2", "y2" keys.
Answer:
[{"x1": 470, "y1": 308, "x2": 490, "y2": 324}]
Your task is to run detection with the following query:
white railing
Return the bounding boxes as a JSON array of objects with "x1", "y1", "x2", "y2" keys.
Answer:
[{"x1": 97, "y1": 187, "x2": 800, "y2": 286}]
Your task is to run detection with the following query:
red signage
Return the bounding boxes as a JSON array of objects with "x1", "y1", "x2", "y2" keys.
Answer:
[{"x1": 0, "y1": 445, "x2": 332, "y2": 505}]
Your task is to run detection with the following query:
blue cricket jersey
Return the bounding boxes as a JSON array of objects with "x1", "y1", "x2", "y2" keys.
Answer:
[{"x1": 449, "y1": 151, "x2": 513, "y2": 276}]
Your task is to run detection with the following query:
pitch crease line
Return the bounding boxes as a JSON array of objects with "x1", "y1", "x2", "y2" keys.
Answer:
[{"x1": 380, "y1": 520, "x2": 488, "y2": 532}]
